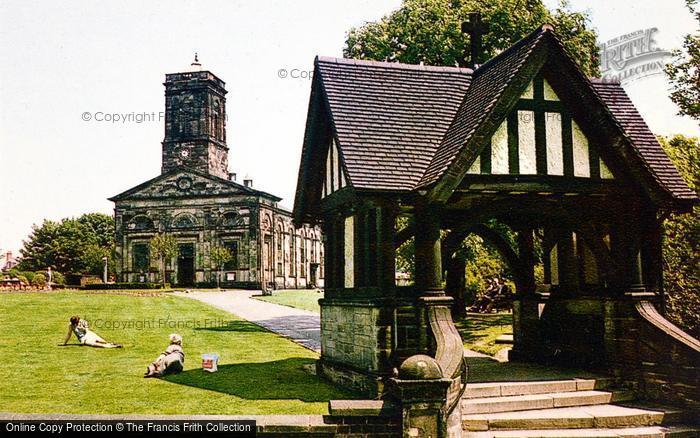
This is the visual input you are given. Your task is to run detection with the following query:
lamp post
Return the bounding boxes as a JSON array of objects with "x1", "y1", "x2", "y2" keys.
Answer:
[{"x1": 102, "y1": 256, "x2": 108, "y2": 284}]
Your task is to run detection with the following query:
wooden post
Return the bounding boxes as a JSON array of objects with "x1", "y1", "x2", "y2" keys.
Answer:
[
  {"x1": 378, "y1": 205, "x2": 397, "y2": 291},
  {"x1": 610, "y1": 222, "x2": 639, "y2": 293},
  {"x1": 323, "y1": 218, "x2": 334, "y2": 289},
  {"x1": 557, "y1": 231, "x2": 580, "y2": 295},
  {"x1": 414, "y1": 207, "x2": 443, "y2": 294},
  {"x1": 639, "y1": 213, "x2": 664, "y2": 310},
  {"x1": 517, "y1": 228, "x2": 536, "y2": 295},
  {"x1": 445, "y1": 251, "x2": 468, "y2": 317}
]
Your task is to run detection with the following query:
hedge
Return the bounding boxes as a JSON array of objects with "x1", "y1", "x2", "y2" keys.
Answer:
[{"x1": 83, "y1": 282, "x2": 167, "y2": 290}]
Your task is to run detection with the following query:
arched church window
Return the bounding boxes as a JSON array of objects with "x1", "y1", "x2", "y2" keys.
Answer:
[
  {"x1": 262, "y1": 215, "x2": 272, "y2": 231},
  {"x1": 311, "y1": 234, "x2": 316, "y2": 263},
  {"x1": 276, "y1": 224, "x2": 284, "y2": 251},
  {"x1": 213, "y1": 101, "x2": 222, "y2": 141},
  {"x1": 179, "y1": 96, "x2": 194, "y2": 136},
  {"x1": 289, "y1": 227, "x2": 296, "y2": 276},
  {"x1": 300, "y1": 230, "x2": 307, "y2": 277},
  {"x1": 172, "y1": 214, "x2": 197, "y2": 229}
]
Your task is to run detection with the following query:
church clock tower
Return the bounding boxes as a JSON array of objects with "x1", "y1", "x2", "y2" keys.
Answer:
[{"x1": 161, "y1": 55, "x2": 229, "y2": 179}]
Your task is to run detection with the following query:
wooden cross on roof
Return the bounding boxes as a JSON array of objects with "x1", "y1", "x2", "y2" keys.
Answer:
[{"x1": 461, "y1": 12, "x2": 489, "y2": 68}]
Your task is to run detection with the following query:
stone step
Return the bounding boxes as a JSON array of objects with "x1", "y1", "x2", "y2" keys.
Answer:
[
  {"x1": 463, "y1": 424, "x2": 700, "y2": 437},
  {"x1": 462, "y1": 390, "x2": 635, "y2": 414},
  {"x1": 462, "y1": 404, "x2": 672, "y2": 431},
  {"x1": 464, "y1": 378, "x2": 611, "y2": 399}
]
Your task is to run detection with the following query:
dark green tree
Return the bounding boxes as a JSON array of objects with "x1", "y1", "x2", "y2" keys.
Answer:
[
  {"x1": 78, "y1": 213, "x2": 115, "y2": 248},
  {"x1": 659, "y1": 135, "x2": 700, "y2": 338},
  {"x1": 18, "y1": 213, "x2": 115, "y2": 276},
  {"x1": 666, "y1": 1, "x2": 700, "y2": 120},
  {"x1": 345, "y1": 0, "x2": 599, "y2": 76}
]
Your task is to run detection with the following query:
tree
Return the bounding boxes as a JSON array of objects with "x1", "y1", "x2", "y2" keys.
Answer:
[
  {"x1": 659, "y1": 134, "x2": 700, "y2": 338},
  {"x1": 345, "y1": 0, "x2": 599, "y2": 76},
  {"x1": 666, "y1": 1, "x2": 700, "y2": 120},
  {"x1": 18, "y1": 213, "x2": 115, "y2": 275},
  {"x1": 81, "y1": 244, "x2": 116, "y2": 277},
  {"x1": 210, "y1": 246, "x2": 233, "y2": 289},
  {"x1": 149, "y1": 234, "x2": 178, "y2": 288},
  {"x1": 78, "y1": 213, "x2": 115, "y2": 248}
]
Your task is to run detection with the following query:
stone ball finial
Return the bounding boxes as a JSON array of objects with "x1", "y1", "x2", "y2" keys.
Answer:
[{"x1": 398, "y1": 354, "x2": 443, "y2": 380}]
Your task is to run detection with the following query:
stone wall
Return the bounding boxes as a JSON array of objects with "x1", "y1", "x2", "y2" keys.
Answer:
[
  {"x1": 606, "y1": 299, "x2": 700, "y2": 408},
  {"x1": 318, "y1": 296, "x2": 431, "y2": 397},
  {"x1": 394, "y1": 303, "x2": 422, "y2": 363},
  {"x1": 321, "y1": 302, "x2": 381, "y2": 372},
  {"x1": 319, "y1": 300, "x2": 392, "y2": 397}
]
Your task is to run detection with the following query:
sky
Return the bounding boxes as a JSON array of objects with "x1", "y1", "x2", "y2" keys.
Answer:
[{"x1": 0, "y1": 0, "x2": 698, "y2": 256}]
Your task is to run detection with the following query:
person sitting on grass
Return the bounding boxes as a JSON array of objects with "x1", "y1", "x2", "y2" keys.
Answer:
[
  {"x1": 63, "y1": 315, "x2": 122, "y2": 348},
  {"x1": 144, "y1": 333, "x2": 185, "y2": 378}
]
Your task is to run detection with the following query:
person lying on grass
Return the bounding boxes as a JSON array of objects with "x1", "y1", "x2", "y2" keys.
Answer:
[
  {"x1": 144, "y1": 333, "x2": 185, "y2": 378},
  {"x1": 62, "y1": 315, "x2": 122, "y2": 348}
]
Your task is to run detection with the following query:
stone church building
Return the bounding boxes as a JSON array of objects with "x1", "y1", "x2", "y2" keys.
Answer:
[{"x1": 110, "y1": 60, "x2": 323, "y2": 289}]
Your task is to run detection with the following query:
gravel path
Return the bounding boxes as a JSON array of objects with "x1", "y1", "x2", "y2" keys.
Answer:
[{"x1": 175, "y1": 290, "x2": 321, "y2": 352}]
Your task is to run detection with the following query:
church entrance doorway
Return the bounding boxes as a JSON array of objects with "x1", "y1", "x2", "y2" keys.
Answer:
[{"x1": 177, "y1": 243, "x2": 195, "y2": 286}]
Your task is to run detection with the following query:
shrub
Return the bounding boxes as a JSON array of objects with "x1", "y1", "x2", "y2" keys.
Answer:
[
  {"x1": 32, "y1": 273, "x2": 47, "y2": 287},
  {"x1": 51, "y1": 271, "x2": 66, "y2": 285},
  {"x1": 22, "y1": 271, "x2": 35, "y2": 283}
]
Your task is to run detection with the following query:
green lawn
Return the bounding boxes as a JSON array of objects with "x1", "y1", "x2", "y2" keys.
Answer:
[
  {"x1": 255, "y1": 289, "x2": 323, "y2": 313},
  {"x1": 0, "y1": 291, "x2": 355, "y2": 415},
  {"x1": 456, "y1": 312, "x2": 513, "y2": 356}
]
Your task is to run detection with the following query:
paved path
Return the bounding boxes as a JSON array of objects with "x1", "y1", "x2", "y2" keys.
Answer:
[{"x1": 175, "y1": 290, "x2": 321, "y2": 352}]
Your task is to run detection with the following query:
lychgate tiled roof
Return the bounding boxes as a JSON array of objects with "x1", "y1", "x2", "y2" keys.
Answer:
[
  {"x1": 298, "y1": 26, "x2": 697, "y2": 209},
  {"x1": 591, "y1": 80, "x2": 697, "y2": 200},
  {"x1": 316, "y1": 57, "x2": 472, "y2": 191}
]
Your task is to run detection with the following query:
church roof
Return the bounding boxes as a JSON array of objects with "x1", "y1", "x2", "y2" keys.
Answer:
[
  {"x1": 109, "y1": 168, "x2": 282, "y2": 202},
  {"x1": 295, "y1": 25, "x2": 696, "y2": 219}
]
